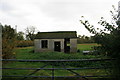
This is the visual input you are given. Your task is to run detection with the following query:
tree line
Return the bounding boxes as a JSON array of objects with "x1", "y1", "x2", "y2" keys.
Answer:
[
  {"x1": 1, "y1": 25, "x2": 37, "y2": 59},
  {"x1": 16, "y1": 26, "x2": 37, "y2": 41},
  {"x1": 77, "y1": 35, "x2": 95, "y2": 43}
]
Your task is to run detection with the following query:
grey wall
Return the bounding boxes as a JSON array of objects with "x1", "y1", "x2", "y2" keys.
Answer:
[
  {"x1": 34, "y1": 38, "x2": 77, "y2": 53},
  {"x1": 70, "y1": 38, "x2": 77, "y2": 53},
  {"x1": 34, "y1": 39, "x2": 40, "y2": 53},
  {"x1": 34, "y1": 39, "x2": 64, "y2": 53}
]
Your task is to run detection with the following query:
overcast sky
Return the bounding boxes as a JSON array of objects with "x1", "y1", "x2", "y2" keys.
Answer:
[{"x1": 0, "y1": 0, "x2": 119, "y2": 36}]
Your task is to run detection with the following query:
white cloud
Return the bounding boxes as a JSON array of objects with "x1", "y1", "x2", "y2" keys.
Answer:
[{"x1": 0, "y1": 0, "x2": 119, "y2": 36}]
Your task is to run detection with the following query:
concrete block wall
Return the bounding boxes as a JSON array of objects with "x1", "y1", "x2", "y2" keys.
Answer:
[
  {"x1": 34, "y1": 39, "x2": 65, "y2": 53},
  {"x1": 70, "y1": 38, "x2": 77, "y2": 53},
  {"x1": 34, "y1": 38, "x2": 77, "y2": 53}
]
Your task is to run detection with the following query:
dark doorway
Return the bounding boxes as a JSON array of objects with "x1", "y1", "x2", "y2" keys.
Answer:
[
  {"x1": 54, "y1": 42, "x2": 61, "y2": 52},
  {"x1": 64, "y1": 38, "x2": 70, "y2": 53}
]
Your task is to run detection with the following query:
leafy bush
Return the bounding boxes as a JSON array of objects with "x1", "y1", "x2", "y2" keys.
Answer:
[{"x1": 2, "y1": 25, "x2": 17, "y2": 59}]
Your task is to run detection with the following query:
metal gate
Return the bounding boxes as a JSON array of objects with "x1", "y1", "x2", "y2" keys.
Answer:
[{"x1": 1, "y1": 59, "x2": 115, "y2": 80}]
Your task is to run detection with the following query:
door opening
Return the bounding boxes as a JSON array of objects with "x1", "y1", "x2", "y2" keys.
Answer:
[
  {"x1": 54, "y1": 42, "x2": 61, "y2": 52},
  {"x1": 64, "y1": 38, "x2": 70, "y2": 53}
]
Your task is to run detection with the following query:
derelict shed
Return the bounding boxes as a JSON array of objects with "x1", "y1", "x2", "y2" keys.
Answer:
[{"x1": 34, "y1": 31, "x2": 77, "y2": 53}]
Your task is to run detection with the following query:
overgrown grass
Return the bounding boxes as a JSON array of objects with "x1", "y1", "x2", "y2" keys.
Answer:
[
  {"x1": 16, "y1": 49, "x2": 97, "y2": 60},
  {"x1": 14, "y1": 43, "x2": 100, "y2": 60},
  {"x1": 2, "y1": 44, "x2": 111, "y2": 80}
]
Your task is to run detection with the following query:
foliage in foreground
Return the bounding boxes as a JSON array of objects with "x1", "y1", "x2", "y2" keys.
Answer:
[
  {"x1": 2, "y1": 25, "x2": 17, "y2": 59},
  {"x1": 80, "y1": 5, "x2": 120, "y2": 79}
]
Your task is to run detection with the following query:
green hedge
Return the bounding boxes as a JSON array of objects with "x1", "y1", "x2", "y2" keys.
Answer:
[{"x1": 17, "y1": 40, "x2": 34, "y2": 47}]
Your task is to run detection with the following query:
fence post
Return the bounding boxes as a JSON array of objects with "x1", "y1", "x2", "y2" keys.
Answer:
[{"x1": 52, "y1": 63, "x2": 54, "y2": 80}]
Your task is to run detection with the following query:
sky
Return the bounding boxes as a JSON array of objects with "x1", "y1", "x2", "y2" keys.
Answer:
[{"x1": 0, "y1": 0, "x2": 119, "y2": 36}]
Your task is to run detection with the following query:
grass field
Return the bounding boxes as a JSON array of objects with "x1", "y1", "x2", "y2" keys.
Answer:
[
  {"x1": 77, "y1": 43, "x2": 98, "y2": 51},
  {"x1": 2, "y1": 43, "x2": 111, "y2": 80}
]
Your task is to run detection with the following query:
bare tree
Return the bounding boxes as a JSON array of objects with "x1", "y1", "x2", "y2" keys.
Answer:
[
  {"x1": 17, "y1": 31, "x2": 24, "y2": 40},
  {"x1": 25, "y1": 26, "x2": 36, "y2": 40}
]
